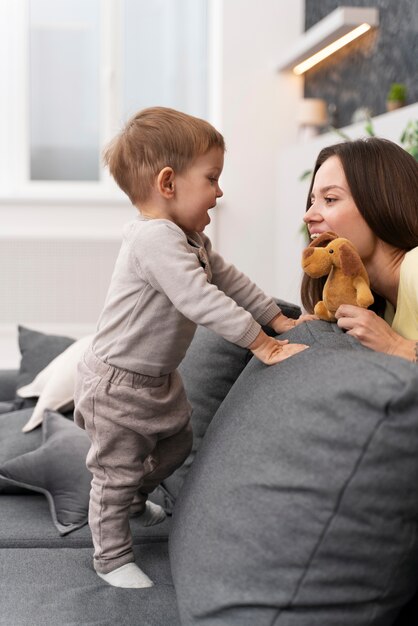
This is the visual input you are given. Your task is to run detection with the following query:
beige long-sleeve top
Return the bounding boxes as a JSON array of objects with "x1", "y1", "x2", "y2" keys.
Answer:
[
  {"x1": 385, "y1": 246, "x2": 418, "y2": 340},
  {"x1": 92, "y1": 216, "x2": 281, "y2": 376}
]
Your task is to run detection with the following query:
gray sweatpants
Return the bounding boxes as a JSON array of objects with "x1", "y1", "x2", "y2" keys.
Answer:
[{"x1": 74, "y1": 347, "x2": 192, "y2": 574}]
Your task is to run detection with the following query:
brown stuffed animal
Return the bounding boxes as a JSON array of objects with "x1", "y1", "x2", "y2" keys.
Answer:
[{"x1": 301, "y1": 231, "x2": 374, "y2": 321}]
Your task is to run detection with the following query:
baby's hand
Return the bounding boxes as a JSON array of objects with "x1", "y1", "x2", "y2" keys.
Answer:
[
  {"x1": 270, "y1": 312, "x2": 318, "y2": 334},
  {"x1": 249, "y1": 330, "x2": 308, "y2": 365},
  {"x1": 295, "y1": 313, "x2": 318, "y2": 325}
]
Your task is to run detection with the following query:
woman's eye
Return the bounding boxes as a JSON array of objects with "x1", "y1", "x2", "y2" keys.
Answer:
[{"x1": 324, "y1": 197, "x2": 336, "y2": 204}]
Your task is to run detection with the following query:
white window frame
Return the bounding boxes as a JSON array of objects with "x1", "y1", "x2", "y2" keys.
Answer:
[{"x1": 0, "y1": 0, "x2": 219, "y2": 205}]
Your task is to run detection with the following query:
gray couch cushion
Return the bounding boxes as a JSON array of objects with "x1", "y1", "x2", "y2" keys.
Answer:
[
  {"x1": 160, "y1": 299, "x2": 301, "y2": 507},
  {"x1": 0, "y1": 369, "x2": 18, "y2": 402},
  {"x1": 0, "y1": 544, "x2": 179, "y2": 626},
  {"x1": 0, "y1": 408, "x2": 43, "y2": 493},
  {"x1": 0, "y1": 401, "x2": 16, "y2": 414},
  {"x1": 161, "y1": 327, "x2": 251, "y2": 506},
  {"x1": 0, "y1": 495, "x2": 170, "y2": 549},
  {"x1": 171, "y1": 321, "x2": 418, "y2": 625},
  {"x1": 15, "y1": 326, "x2": 75, "y2": 409},
  {"x1": 0, "y1": 411, "x2": 91, "y2": 534}
]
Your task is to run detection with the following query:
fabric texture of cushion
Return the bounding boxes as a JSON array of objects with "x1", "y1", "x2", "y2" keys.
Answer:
[
  {"x1": 0, "y1": 369, "x2": 18, "y2": 402},
  {"x1": 0, "y1": 408, "x2": 43, "y2": 494},
  {"x1": 15, "y1": 326, "x2": 75, "y2": 410},
  {"x1": 0, "y1": 410, "x2": 91, "y2": 535},
  {"x1": 17, "y1": 335, "x2": 93, "y2": 432},
  {"x1": 171, "y1": 321, "x2": 418, "y2": 626},
  {"x1": 0, "y1": 544, "x2": 180, "y2": 626},
  {"x1": 158, "y1": 299, "x2": 302, "y2": 509},
  {"x1": 0, "y1": 494, "x2": 171, "y2": 549},
  {"x1": 0, "y1": 401, "x2": 15, "y2": 414}
]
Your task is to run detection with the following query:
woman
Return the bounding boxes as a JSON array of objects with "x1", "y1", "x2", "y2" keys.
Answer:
[{"x1": 302, "y1": 137, "x2": 418, "y2": 362}]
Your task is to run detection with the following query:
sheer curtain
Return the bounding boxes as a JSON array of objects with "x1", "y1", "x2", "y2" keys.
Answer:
[
  {"x1": 29, "y1": 0, "x2": 100, "y2": 181},
  {"x1": 28, "y1": 0, "x2": 208, "y2": 183},
  {"x1": 123, "y1": 0, "x2": 208, "y2": 119}
]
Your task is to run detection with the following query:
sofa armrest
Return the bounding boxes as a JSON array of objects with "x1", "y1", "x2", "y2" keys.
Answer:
[{"x1": 0, "y1": 370, "x2": 18, "y2": 402}]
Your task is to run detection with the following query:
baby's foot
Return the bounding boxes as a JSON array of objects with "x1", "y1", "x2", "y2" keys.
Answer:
[
  {"x1": 137, "y1": 501, "x2": 166, "y2": 527},
  {"x1": 97, "y1": 562, "x2": 153, "y2": 588}
]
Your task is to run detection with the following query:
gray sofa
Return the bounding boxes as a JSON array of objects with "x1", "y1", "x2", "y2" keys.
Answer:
[{"x1": 1, "y1": 302, "x2": 418, "y2": 626}]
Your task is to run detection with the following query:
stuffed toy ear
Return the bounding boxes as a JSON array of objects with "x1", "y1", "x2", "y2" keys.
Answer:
[
  {"x1": 308, "y1": 231, "x2": 338, "y2": 248},
  {"x1": 339, "y1": 242, "x2": 364, "y2": 277}
]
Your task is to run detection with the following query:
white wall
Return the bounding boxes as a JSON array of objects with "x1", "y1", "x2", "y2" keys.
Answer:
[
  {"x1": 211, "y1": 0, "x2": 304, "y2": 295},
  {"x1": 1, "y1": 2, "x2": 416, "y2": 370},
  {"x1": 0, "y1": 0, "x2": 306, "y2": 368}
]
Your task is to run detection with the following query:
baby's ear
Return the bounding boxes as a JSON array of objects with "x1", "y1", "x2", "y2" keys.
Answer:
[
  {"x1": 308, "y1": 231, "x2": 338, "y2": 248},
  {"x1": 339, "y1": 242, "x2": 363, "y2": 276},
  {"x1": 157, "y1": 167, "x2": 175, "y2": 197}
]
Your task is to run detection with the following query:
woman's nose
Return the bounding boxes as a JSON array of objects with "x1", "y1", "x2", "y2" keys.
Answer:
[
  {"x1": 216, "y1": 184, "x2": 223, "y2": 198},
  {"x1": 303, "y1": 202, "x2": 318, "y2": 223}
]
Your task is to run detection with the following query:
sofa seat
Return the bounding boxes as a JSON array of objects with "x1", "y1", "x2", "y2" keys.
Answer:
[
  {"x1": 2, "y1": 310, "x2": 418, "y2": 625},
  {"x1": 0, "y1": 494, "x2": 170, "y2": 549},
  {"x1": 0, "y1": 544, "x2": 180, "y2": 626}
]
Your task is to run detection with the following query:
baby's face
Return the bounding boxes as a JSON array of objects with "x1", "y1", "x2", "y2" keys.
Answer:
[{"x1": 169, "y1": 147, "x2": 224, "y2": 233}]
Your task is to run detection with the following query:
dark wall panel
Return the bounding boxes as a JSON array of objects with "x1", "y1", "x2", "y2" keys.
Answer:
[{"x1": 304, "y1": 0, "x2": 418, "y2": 128}]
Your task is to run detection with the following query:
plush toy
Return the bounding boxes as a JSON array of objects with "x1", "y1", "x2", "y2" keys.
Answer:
[{"x1": 301, "y1": 231, "x2": 374, "y2": 321}]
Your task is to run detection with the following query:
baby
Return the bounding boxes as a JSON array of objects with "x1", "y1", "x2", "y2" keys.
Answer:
[{"x1": 74, "y1": 107, "x2": 310, "y2": 588}]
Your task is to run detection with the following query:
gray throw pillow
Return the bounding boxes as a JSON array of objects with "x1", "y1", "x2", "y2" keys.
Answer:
[
  {"x1": 170, "y1": 321, "x2": 418, "y2": 625},
  {"x1": 0, "y1": 410, "x2": 91, "y2": 535},
  {"x1": 0, "y1": 408, "x2": 43, "y2": 493},
  {"x1": 159, "y1": 299, "x2": 302, "y2": 508},
  {"x1": 0, "y1": 369, "x2": 19, "y2": 403},
  {"x1": 0, "y1": 401, "x2": 15, "y2": 414},
  {"x1": 15, "y1": 326, "x2": 75, "y2": 409}
]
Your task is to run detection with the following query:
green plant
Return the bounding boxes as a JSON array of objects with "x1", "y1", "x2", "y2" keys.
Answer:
[
  {"x1": 298, "y1": 118, "x2": 375, "y2": 183},
  {"x1": 387, "y1": 82, "x2": 407, "y2": 103},
  {"x1": 299, "y1": 117, "x2": 418, "y2": 184},
  {"x1": 400, "y1": 119, "x2": 418, "y2": 161}
]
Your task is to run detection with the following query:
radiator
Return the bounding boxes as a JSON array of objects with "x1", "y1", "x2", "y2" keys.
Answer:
[{"x1": 0, "y1": 238, "x2": 121, "y2": 324}]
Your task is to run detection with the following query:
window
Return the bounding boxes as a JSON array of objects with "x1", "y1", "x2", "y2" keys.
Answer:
[
  {"x1": 29, "y1": 0, "x2": 101, "y2": 181},
  {"x1": 0, "y1": 0, "x2": 209, "y2": 198}
]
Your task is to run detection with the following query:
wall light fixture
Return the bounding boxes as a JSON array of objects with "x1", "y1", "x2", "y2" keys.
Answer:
[{"x1": 277, "y1": 6, "x2": 379, "y2": 75}]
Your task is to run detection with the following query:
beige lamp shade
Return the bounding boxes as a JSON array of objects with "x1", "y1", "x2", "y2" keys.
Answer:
[{"x1": 298, "y1": 98, "x2": 328, "y2": 126}]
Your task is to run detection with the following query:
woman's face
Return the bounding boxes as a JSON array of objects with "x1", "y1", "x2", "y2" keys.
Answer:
[{"x1": 303, "y1": 155, "x2": 376, "y2": 260}]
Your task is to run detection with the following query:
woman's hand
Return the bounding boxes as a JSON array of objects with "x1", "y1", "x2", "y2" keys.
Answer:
[{"x1": 335, "y1": 304, "x2": 416, "y2": 361}]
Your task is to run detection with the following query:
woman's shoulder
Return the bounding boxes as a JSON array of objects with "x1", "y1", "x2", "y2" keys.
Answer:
[
  {"x1": 400, "y1": 247, "x2": 418, "y2": 303},
  {"x1": 402, "y1": 246, "x2": 418, "y2": 274}
]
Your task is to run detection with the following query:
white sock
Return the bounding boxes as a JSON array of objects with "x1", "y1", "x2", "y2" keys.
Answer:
[
  {"x1": 137, "y1": 501, "x2": 166, "y2": 527},
  {"x1": 97, "y1": 562, "x2": 153, "y2": 588}
]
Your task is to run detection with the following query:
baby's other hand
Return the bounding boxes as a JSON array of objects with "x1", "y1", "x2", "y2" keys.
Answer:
[
  {"x1": 295, "y1": 313, "x2": 318, "y2": 326},
  {"x1": 270, "y1": 312, "x2": 317, "y2": 334}
]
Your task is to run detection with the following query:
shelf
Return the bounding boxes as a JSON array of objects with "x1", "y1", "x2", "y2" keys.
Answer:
[{"x1": 277, "y1": 6, "x2": 379, "y2": 75}]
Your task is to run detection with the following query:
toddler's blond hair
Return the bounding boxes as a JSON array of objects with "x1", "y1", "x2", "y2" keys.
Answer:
[{"x1": 103, "y1": 107, "x2": 225, "y2": 204}]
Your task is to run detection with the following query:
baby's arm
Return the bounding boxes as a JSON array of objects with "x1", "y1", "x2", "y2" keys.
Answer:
[
  {"x1": 249, "y1": 329, "x2": 307, "y2": 365},
  {"x1": 138, "y1": 223, "x2": 309, "y2": 356},
  {"x1": 204, "y1": 236, "x2": 317, "y2": 331}
]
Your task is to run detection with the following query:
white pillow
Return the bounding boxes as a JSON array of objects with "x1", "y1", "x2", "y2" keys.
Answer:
[{"x1": 17, "y1": 335, "x2": 93, "y2": 433}]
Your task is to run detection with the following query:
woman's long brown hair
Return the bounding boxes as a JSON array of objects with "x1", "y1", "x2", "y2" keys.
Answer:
[{"x1": 301, "y1": 137, "x2": 418, "y2": 314}]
